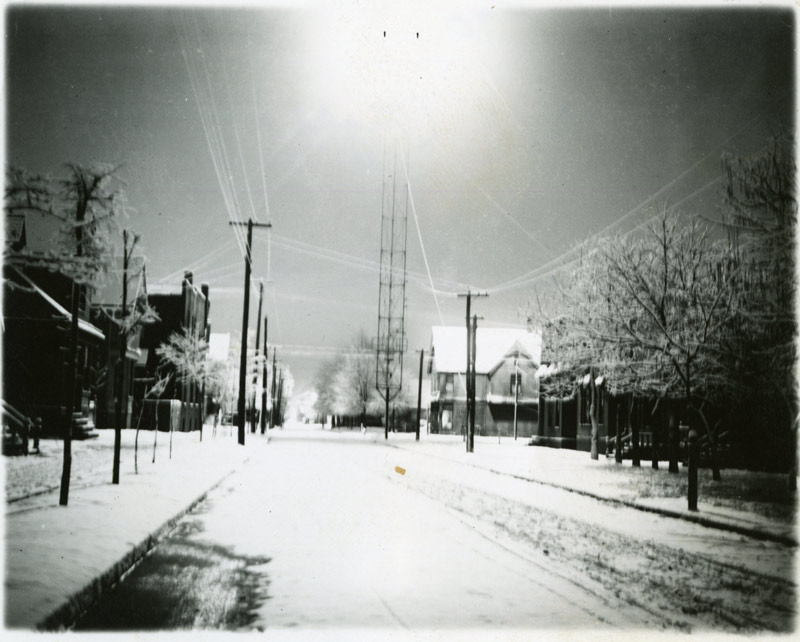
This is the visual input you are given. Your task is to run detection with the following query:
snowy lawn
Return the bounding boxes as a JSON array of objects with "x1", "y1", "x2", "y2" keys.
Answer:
[
  {"x1": 350, "y1": 430, "x2": 796, "y2": 527},
  {"x1": 4, "y1": 424, "x2": 239, "y2": 503}
]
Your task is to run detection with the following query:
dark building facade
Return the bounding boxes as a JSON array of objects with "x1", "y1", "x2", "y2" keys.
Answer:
[
  {"x1": 136, "y1": 271, "x2": 210, "y2": 432},
  {"x1": 3, "y1": 264, "x2": 105, "y2": 436}
]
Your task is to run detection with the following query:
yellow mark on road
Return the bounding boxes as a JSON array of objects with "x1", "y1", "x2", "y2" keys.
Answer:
[{"x1": 394, "y1": 466, "x2": 406, "y2": 476}]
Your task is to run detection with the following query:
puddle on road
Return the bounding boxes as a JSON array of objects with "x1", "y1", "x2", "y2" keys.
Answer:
[{"x1": 73, "y1": 499, "x2": 271, "y2": 631}]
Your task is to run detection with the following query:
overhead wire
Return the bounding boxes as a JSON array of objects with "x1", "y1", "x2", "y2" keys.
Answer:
[
  {"x1": 484, "y1": 96, "x2": 789, "y2": 295},
  {"x1": 246, "y1": 26, "x2": 273, "y2": 282},
  {"x1": 174, "y1": 10, "x2": 248, "y2": 259},
  {"x1": 190, "y1": 11, "x2": 249, "y2": 254}
]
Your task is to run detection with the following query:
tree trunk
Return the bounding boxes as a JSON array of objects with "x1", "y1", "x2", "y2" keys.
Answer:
[
  {"x1": 630, "y1": 395, "x2": 640, "y2": 467},
  {"x1": 589, "y1": 370, "x2": 599, "y2": 460},
  {"x1": 651, "y1": 400, "x2": 659, "y2": 470},
  {"x1": 134, "y1": 403, "x2": 145, "y2": 475},
  {"x1": 697, "y1": 408, "x2": 722, "y2": 482},
  {"x1": 668, "y1": 401, "x2": 679, "y2": 473},
  {"x1": 152, "y1": 407, "x2": 158, "y2": 464},
  {"x1": 614, "y1": 397, "x2": 622, "y2": 464}
]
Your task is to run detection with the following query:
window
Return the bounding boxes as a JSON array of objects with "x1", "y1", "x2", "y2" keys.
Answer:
[
  {"x1": 444, "y1": 373, "x2": 454, "y2": 393},
  {"x1": 510, "y1": 372, "x2": 522, "y2": 396}
]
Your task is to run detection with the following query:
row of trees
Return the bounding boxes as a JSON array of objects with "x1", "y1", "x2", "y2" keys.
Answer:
[
  {"x1": 528, "y1": 136, "x2": 796, "y2": 488},
  {"x1": 313, "y1": 330, "x2": 417, "y2": 428}
]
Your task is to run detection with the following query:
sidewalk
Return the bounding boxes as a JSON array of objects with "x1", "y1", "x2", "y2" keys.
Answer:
[
  {"x1": 358, "y1": 429, "x2": 797, "y2": 547},
  {"x1": 4, "y1": 426, "x2": 254, "y2": 629}
]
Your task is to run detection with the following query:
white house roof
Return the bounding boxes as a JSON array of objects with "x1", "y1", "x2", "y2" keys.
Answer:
[
  {"x1": 430, "y1": 326, "x2": 542, "y2": 374},
  {"x1": 208, "y1": 332, "x2": 231, "y2": 361}
]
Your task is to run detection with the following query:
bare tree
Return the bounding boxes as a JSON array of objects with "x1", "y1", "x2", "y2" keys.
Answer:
[
  {"x1": 134, "y1": 372, "x2": 170, "y2": 474},
  {"x1": 5, "y1": 163, "x2": 126, "y2": 505},
  {"x1": 156, "y1": 326, "x2": 209, "y2": 456},
  {"x1": 717, "y1": 134, "x2": 796, "y2": 485}
]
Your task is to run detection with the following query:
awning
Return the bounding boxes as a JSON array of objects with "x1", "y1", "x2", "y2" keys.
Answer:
[{"x1": 9, "y1": 267, "x2": 105, "y2": 341}]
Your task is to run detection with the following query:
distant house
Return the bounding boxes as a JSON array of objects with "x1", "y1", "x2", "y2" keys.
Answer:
[
  {"x1": 136, "y1": 271, "x2": 210, "y2": 432},
  {"x1": 428, "y1": 326, "x2": 542, "y2": 438}
]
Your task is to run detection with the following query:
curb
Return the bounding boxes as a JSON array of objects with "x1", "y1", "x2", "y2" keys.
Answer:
[
  {"x1": 34, "y1": 459, "x2": 249, "y2": 631},
  {"x1": 481, "y1": 465, "x2": 798, "y2": 548},
  {"x1": 384, "y1": 441, "x2": 797, "y2": 548}
]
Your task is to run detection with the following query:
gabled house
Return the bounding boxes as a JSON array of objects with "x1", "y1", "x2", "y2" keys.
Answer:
[{"x1": 429, "y1": 326, "x2": 542, "y2": 437}]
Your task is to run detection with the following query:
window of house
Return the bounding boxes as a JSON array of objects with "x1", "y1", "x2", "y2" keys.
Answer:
[
  {"x1": 444, "y1": 373, "x2": 454, "y2": 393},
  {"x1": 510, "y1": 372, "x2": 522, "y2": 396}
]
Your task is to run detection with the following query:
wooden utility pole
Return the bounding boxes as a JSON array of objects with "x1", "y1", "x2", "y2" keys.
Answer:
[
  {"x1": 251, "y1": 280, "x2": 264, "y2": 434},
  {"x1": 112, "y1": 230, "x2": 131, "y2": 484},
  {"x1": 229, "y1": 219, "x2": 271, "y2": 445},
  {"x1": 513, "y1": 355, "x2": 520, "y2": 441},
  {"x1": 270, "y1": 348, "x2": 277, "y2": 428},
  {"x1": 60, "y1": 283, "x2": 79, "y2": 506},
  {"x1": 260, "y1": 316, "x2": 268, "y2": 434},
  {"x1": 276, "y1": 370, "x2": 284, "y2": 427},
  {"x1": 457, "y1": 291, "x2": 487, "y2": 454},
  {"x1": 415, "y1": 349, "x2": 424, "y2": 441},
  {"x1": 469, "y1": 314, "x2": 478, "y2": 452}
]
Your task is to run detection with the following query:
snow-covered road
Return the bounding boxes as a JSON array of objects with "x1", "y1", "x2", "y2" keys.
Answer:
[{"x1": 74, "y1": 426, "x2": 795, "y2": 633}]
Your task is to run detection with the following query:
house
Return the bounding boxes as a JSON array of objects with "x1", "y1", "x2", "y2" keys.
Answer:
[
  {"x1": 428, "y1": 326, "x2": 542, "y2": 438},
  {"x1": 2, "y1": 265, "x2": 106, "y2": 437},
  {"x1": 136, "y1": 271, "x2": 210, "y2": 432},
  {"x1": 3, "y1": 212, "x2": 106, "y2": 438}
]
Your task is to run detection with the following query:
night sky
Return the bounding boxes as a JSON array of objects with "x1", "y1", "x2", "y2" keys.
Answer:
[{"x1": 5, "y1": 1, "x2": 795, "y2": 394}]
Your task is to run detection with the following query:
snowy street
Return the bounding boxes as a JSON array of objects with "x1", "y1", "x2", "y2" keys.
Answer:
[{"x1": 71, "y1": 425, "x2": 794, "y2": 633}]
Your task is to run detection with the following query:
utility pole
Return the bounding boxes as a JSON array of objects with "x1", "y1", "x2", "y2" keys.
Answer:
[
  {"x1": 415, "y1": 349, "x2": 424, "y2": 441},
  {"x1": 270, "y1": 348, "x2": 277, "y2": 428},
  {"x1": 261, "y1": 316, "x2": 268, "y2": 434},
  {"x1": 251, "y1": 280, "x2": 264, "y2": 434},
  {"x1": 276, "y1": 369, "x2": 284, "y2": 427},
  {"x1": 457, "y1": 291, "x2": 487, "y2": 454},
  {"x1": 229, "y1": 219, "x2": 271, "y2": 445},
  {"x1": 470, "y1": 314, "x2": 478, "y2": 452},
  {"x1": 513, "y1": 354, "x2": 520, "y2": 441},
  {"x1": 112, "y1": 229, "x2": 131, "y2": 484}
]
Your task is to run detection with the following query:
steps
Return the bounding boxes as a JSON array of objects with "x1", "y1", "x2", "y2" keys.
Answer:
[{"x1": 72, "y1": 413, "x2": 98, "y2": 440}]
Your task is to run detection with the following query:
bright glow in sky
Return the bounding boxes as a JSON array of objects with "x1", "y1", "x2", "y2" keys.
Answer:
[{"x1": 305, "y1": 1, "x2": 504, "y2": 143}]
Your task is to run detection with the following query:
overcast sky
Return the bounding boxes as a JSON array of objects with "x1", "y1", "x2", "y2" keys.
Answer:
[{"x1": 6, "y1": 1, "x2": 795, "y2": 393}]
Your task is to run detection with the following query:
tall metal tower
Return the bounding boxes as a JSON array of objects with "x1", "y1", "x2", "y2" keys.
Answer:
[{"x1": 375, "y1": 144, "x2": 408, "y2": 439}]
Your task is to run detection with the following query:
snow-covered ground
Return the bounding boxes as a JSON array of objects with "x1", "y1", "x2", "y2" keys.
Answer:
[
  {"x1": 4, "y1": 426, "x2": 249, "y2": 628},
  {"x1": 3, "y1": 423, "x2": 796, "y2": 633},
  {"x1": 4, "y1": 423, "x2": 240, "y2": 503}
]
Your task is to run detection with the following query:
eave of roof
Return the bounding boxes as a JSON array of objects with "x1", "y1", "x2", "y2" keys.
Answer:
[{"x1": 8, "y1": 267, "x2": 105, "y2": 341}]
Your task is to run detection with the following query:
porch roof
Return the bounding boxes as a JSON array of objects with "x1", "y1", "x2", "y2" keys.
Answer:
[{"x1": 9, "y1": 267, "x2": 105, "y2": 341}]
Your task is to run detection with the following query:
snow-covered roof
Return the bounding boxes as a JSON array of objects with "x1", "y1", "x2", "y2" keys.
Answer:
[
  {"x1": 430, "y1": 326, "x2": 542, "y2": 374},
  {"x1": 146, "y1": 283, "x2": 183, "y2": 296},
  {"x1": 208, "y1": 332, "x2": 231, "y2": 361},
  {"x1": 9, "y1": 267, "x2": 105, "y2": 341}
]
